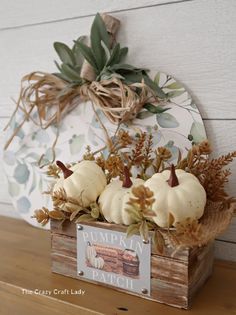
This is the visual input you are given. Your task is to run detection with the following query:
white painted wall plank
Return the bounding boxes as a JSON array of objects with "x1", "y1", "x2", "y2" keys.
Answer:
[
  {"x1": 204, "y1": 120, "x2": 236, "y2": 198},
  {"x1": 0, "y1": 0, "x2": 185, "y2": 29},
  {"x1": 0, "y1": 0, "x2": 235, "y2": 118},
  {"x1": 215, "y1": 240, "x2": 236, "y2": 262},
  {"x1": 217, "y1": 218, "x2": 236, "y2": 243}
]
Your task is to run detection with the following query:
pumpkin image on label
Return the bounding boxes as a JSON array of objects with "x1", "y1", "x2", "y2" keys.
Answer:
[
  {"x1": 77, "y1": 224, "x2": 151, "y2": 295},
  {"x1": 86, "y1": 242, "x2": 105, "y2": 270},
  {"x1": 86, "y1": 242, "x2": 97, "y2": 261},
  {"x1": 145, "y1": 165, "x2": 206, "y2": 227},
  {"x1": 54, "y1": 160, "x2": 107, "y2": 208},
  {"x1": 99, "y1": 167, "x2": 144, "y2": 225}
]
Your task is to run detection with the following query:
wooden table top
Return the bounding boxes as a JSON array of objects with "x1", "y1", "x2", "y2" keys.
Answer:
[{"x1": 0, "y1": 216, "x2": 235, "y2": 315}]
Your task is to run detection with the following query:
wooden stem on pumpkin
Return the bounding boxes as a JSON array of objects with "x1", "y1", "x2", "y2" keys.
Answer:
[
  {"x1": 122, "y1": 166, "x2": 133, "y2": 188},
  {"x1": 167, "y1": 164, "x2": 179, "y2": 187},
  {"x1": 56, "y1": 161, "x2": 73, "y2": 179}
]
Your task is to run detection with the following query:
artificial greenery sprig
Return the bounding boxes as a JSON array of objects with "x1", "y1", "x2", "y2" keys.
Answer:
[
  {"x1": 4, "y1": 12, "x2": 169, "y2": 162},
  {"x1": 53, "y1": 13, "x2": 166, "y2": 98},
  {"x1": 54, "y1": 36, "x2": 85, "y2": 84},
  {"x1": 125, "y1": 185, "x2": 156, "y2": 241}
]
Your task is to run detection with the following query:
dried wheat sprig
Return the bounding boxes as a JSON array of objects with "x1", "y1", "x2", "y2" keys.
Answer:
[
  {"x1": 141, "y1": 133, "x2": 154, "y2": 175},
  {"x1": 154, "y1": 146, "x2": 172, "y2": 172}
]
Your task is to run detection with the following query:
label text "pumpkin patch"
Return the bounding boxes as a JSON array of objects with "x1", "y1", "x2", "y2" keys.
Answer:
[{"x1": 82, "y1": 231, "x2": 144, "y2": 255}]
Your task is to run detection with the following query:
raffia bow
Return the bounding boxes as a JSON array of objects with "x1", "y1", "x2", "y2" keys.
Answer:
[
  {"x1": 4, "y1": 14, "x2": 161, "y2": 165},
  {"x1": 4, "y1": 71, "x2": 157, "y2": 162}
]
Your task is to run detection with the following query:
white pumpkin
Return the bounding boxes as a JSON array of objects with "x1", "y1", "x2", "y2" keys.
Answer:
[
  {"x1": 144, "y1": 165, "x2": 206, "y2": 227},
  {"x1": 99, "y1": 167, "x2": 144, "y2": 225},
  {"x1": 86, "y1": 242, "x2": 97, "y2": 261},
  {"x1": 54, "y1": 160, "x2": 107, "y2": 208},
  {"x1": 90, "y1": 256, "x2": 104, "y2": 269}
]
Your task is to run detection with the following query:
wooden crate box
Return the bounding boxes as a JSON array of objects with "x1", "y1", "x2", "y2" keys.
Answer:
[{"x1": 50, "y1": 220, "x2": 214, "y2": 309}]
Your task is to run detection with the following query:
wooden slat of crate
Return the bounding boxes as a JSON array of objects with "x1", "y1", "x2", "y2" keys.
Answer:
[
  {"x1": 51, "y1": 251, "x2": 190, "y2": 308},
  {"x1": 51, "y1": 220, "x2": 190, "y2": 261},
  {"x1": 50, "y1": 220, "x2": 214, "y2": 309}
]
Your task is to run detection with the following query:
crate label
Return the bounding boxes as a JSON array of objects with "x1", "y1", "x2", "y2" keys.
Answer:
[{"x1": 76, "y1": 224, "x2": 151, "y2": 296}]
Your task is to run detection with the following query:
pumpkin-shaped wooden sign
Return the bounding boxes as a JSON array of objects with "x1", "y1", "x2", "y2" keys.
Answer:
[{"x1": 3, "y1": 73, "x2": 207, "y2": 228}]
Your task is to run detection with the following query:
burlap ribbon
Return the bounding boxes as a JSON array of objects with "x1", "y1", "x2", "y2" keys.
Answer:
[{"x1": 163, "y1": 200, "x2": 235, "y2": 251}]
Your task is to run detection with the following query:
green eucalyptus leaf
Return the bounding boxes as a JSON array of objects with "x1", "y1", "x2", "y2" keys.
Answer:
[
  {"x1": 101, "y1": 40, "x2": 111, "y2": 62},
  {"x1": 54, "y1": 42, "x2": 75, "y2": 66},
  {"x1": 17, "y1": 197, "x2": 31, "y2": 214},
  {"x1": 156, "y1": 112, "x2": 179, "y2": 128},
  {"x1": 72, "y1": 36, "x2": 86, "y2": 66},
  {"x1": 143, "y1": 74, "x2": 167, "y2": 99},
  {"x1": 143, "y1": 103, "x2": 170, "y2": 114},
  {"x1": 110, "y1": 72, "x2": 125, "y2": 80},
  {"x1": 110, "y1": 64, "x2": 149, "y2": 84},
  {"x1": 154, "y1": 72, "x2": 161, "y2": 85},
  {"x1": 106, "y1": 43, "x2": 120, "y2": 66},
  {"x1": 99, "y1": 71, "x2": 125, "y2": 81},
  {"x1": 91, "y1": 13, "x2": 110, "y2": 47},
  {"x1": 118, "y1": 47, "x2": 128, "y2": 62},
  {"x1": 61, "y1": 64, "x2": 82, "y2": 83},
  {"x1": 111, "y1": 63, "x2": 141, "y2": 71},
  {"x1": 53, "y1": 72, "x2": 71, "y2": 82},
  {"x1": 189, "y1": 122, "x2": 206, "y2": 144},
  {"x1": 90, "y1": 13, "x2": 110, "y2": 70},
  {"x1": 14, "y1": 163, "x2": 30, "y2": 184},
  {"x1": 136, "y1": 110, "x2": 153, "y2": 120},
  {"x1": 54, "y1": 60, "x2": 62, "y2": 72},
  {"x1": 167, "y1": 90, "x2": 185, "y2": 99},
  {"x1": 122, "y1": 72, "x2": 143, "y2": 84},
  {"x1": 76, "y1": 41, "x2": 98, "y2": 73},
  {"x1": 165, "y1": 82, "x2": 183, "y2": 89},
  {"x1": 74, "y1": 65, "x2": 81, "y2": 72}
]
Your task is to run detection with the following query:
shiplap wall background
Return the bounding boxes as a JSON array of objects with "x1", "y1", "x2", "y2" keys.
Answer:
[{"x1": 0, "y1": 0, "x2": 235, "y2": 261}]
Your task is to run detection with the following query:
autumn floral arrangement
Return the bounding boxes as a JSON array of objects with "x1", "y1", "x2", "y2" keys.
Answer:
[{"x1": 33, "y1": 131, "x2": 236, "y2": 253}]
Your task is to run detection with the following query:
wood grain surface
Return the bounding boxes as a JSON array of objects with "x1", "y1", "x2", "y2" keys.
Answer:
[
  {"x1": 0, "y1": 0, "x2": 235, "y2": 261},
  {"x1": 0, "y1": 0, "x2": 184, "y2": 29},
  {"x1": 0, "y1": 216, "x2": 236, "y2": 315}
]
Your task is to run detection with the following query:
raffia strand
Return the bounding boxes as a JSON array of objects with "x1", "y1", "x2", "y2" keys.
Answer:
[{"x1": 4, "y1": 72, "x2": 161, "y2": 165}]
